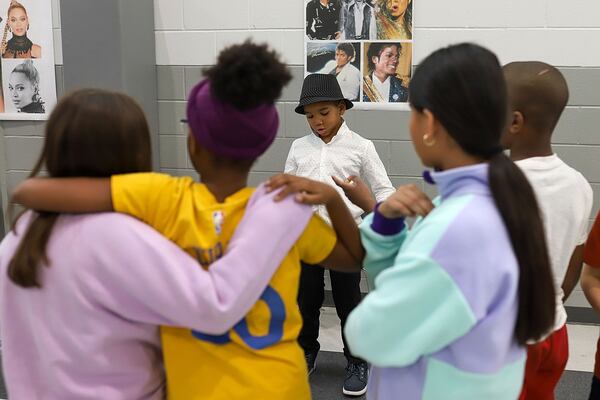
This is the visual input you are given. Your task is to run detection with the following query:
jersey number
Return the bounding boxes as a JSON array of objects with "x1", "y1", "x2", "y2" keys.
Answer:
[{"x1": 192, "y1": 286, "x2": 286, "y2": 350}]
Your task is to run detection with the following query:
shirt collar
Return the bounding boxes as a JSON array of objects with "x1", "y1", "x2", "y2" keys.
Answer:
[
  {"x1": 329, "y1": 120, "x2": 350, "y2": 144},
  {"x1": 514, "y1": 154, "x2": 560, "y2": 170},
  {"x1": 426, "y1": 163, "x2": 491, "y2": 199},
  {"x1": 310, "y1": 120, "x2": 350, "y2": 145}
]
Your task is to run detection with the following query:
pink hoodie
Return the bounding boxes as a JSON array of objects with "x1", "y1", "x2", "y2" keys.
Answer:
[{"x1": 0, "y1": 186, "x2": 311, "y2": 399}]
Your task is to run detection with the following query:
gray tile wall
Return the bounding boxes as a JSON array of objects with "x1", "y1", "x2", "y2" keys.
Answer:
[
  {"x1": 1, "y1": 63, "x2": 598, "y2": 307},
  {"x1": 156, "y1": 65, "x2": 600, "y2": 217},
  {"x1": 155, "y1": 65, "x2": 600, "y2": 306}
]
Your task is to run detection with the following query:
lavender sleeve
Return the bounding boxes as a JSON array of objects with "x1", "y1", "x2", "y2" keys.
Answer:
[{"x1": 82, "y1": 185, "x2": 312, "y2": 334}]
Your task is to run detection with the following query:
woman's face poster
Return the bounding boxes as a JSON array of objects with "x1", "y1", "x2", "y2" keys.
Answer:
[{"x1": 0, "y1": 0, "x2": 57, "y2": 119}]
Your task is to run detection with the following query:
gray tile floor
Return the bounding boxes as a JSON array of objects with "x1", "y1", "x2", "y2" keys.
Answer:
[
  {"x1": 556, "y1": 371, "x2": 594, "y2": 400},
  {"x1": 314, "y1": 307, "x2": 598, "y2": 399},
  {"x1": 0, "y1": 353, "x2": 593, "y2": 400},
  {"x1": 311, "y1": 351, "x2": 593, "y2": 400}
]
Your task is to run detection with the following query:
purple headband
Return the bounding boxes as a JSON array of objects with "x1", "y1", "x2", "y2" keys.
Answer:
[{"x1": 186, "y1": 80, "x2": 279, "y2": 159}]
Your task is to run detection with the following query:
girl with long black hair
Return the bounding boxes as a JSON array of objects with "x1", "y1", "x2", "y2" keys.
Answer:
[{"x1": 344, "y1": 43, "x2": 556, "y2": 399}]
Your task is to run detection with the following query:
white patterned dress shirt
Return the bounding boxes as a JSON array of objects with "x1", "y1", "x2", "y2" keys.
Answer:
[{"x1": 285, "y1": 121, "x2": 395, "y2": 225}]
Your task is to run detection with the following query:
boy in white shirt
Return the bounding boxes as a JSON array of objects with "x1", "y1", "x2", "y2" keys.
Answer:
[
  {"x1": 285, "y1": 73, "x2": 395, "y2": 397},
  {"x1": 502, "y1": 61, "x2": 593, "y2": 400}
]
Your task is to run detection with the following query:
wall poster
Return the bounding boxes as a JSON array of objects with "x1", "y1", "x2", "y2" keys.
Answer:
[
  {"x1": 305, "y1": 0, "x2": 413, "y2": 109},
  {"x1": 0, "y1": 0, "x2": 56, "y2": 120}
]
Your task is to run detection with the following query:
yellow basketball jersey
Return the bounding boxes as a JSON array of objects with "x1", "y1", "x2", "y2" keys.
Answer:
[{"x1": 112, "y1": 173, "x2": 336, "y2": 399}]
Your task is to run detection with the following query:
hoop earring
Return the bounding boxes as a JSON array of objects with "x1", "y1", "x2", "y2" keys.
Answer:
[{"x1": 423, "y1": 134, "x2": 436, "y2": 147}]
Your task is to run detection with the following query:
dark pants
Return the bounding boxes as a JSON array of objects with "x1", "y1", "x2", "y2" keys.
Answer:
[
  {"x1": 590, "y1": 376, "x2": 600, "y2": 400},
  {"x1": 297, "y1": 262, "x2": 365, "y2": 363}
]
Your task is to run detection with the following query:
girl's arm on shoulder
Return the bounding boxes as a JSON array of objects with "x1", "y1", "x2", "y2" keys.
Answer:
[
  {"x1": 84, "y1": 190, "x2": 312, "y2": 334},
  {"x1": 12, "y1": 177, "x2": 113, "y2": 212},
  {"x1": 266, "y1": 174, "x2": 364, "y2": 272}
]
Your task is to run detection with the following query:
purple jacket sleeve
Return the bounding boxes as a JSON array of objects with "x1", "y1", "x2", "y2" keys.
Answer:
[{"x1": 83, "y1": 185, "x2": 312, "y2": 334}]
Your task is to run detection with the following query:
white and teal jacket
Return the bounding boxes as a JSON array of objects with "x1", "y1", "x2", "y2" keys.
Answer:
[{"x1": 345, "y1": 164, "x2": 525, "y2": 400}]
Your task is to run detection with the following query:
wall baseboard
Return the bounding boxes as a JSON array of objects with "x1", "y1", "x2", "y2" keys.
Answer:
[{"x1": 566, "y1": 306, "x2": 600, "y2": 325}]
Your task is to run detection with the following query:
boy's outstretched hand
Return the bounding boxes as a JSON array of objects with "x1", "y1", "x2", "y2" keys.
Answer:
[
  {"x1": 266, "y1": 174, "x2": 339, "y2": 205},
  {"x1": 332, "y1": 175, "x2": 376, "y2": 212},
  {"x1": 378, "y1": 184, "x2": 434, "y2": 219}
]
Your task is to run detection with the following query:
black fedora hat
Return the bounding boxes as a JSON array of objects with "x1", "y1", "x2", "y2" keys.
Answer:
[{"x1": 295, "y1": 74, "x2": 354, "y2": 114}]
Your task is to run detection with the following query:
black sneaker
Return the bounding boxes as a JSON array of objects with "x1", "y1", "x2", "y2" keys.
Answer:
[
  {"x1": 305, "y1": 351, "x2": 318, "y2": 376},
  {"x1": 343, "y1": 361, "x2": 368, "y2": 396}
]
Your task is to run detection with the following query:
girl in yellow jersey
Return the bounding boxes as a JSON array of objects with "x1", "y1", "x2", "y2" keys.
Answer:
[{"x1": 13, "y1": 41, "x2": 365, "y2": 400}]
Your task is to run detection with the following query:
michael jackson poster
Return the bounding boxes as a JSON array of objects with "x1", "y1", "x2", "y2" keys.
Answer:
[{"x1": 305, "y1": 0, "x2": 413, "y2": 109}]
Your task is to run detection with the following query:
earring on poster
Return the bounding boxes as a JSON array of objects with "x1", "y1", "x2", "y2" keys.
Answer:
[
  {"x1": 423, "y1": 134, "x2": 436, "y2": 147},
  {"x1": 32, "y1": 87, "x2": 41, "y2": 103}
]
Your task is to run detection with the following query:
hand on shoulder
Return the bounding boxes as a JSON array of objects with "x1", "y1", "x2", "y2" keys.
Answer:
[
  {"x1": 378, "y1": 184, "x2": 434, "y2": 219},
  {"x1": 265, "y1": 173, "x2": 340, "y2": 206}
]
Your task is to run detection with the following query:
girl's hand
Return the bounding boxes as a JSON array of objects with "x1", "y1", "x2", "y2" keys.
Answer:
[
  {"x1": 332, "y1": 175, "x2": 376, "y2": 212},
  {"x1": 266, "y1": 174, "x2": 339, "y2": 205},
  {"x1": 378, "y1": 184, "x2": 434, "y2": 219}
]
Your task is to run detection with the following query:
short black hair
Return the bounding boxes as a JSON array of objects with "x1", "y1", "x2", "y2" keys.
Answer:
[
  {"x1": 503, "y1": 61, "x2": 568, "y2": 135},
  {"x1": 366, "y1": 42, "x2": 401, "y2": 72},
  {"x1": 336, "y1": 42, "x2": 355, "y2": 59},
  {"x1": 204, "y1": 40, "x2": 292, "y2": 110}
]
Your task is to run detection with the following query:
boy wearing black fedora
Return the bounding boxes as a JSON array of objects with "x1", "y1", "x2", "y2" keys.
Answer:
[{"x1": 284, "y1": 74, "x2": 394, "y2": 397}]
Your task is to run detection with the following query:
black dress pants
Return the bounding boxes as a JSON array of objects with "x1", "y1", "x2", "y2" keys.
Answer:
[
  {"x1": 590, "y1": 375, "x2": 600, "y2": 400},
  {"x1": 297, "y1": 261, "x2": 365, "y2": 363}
]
